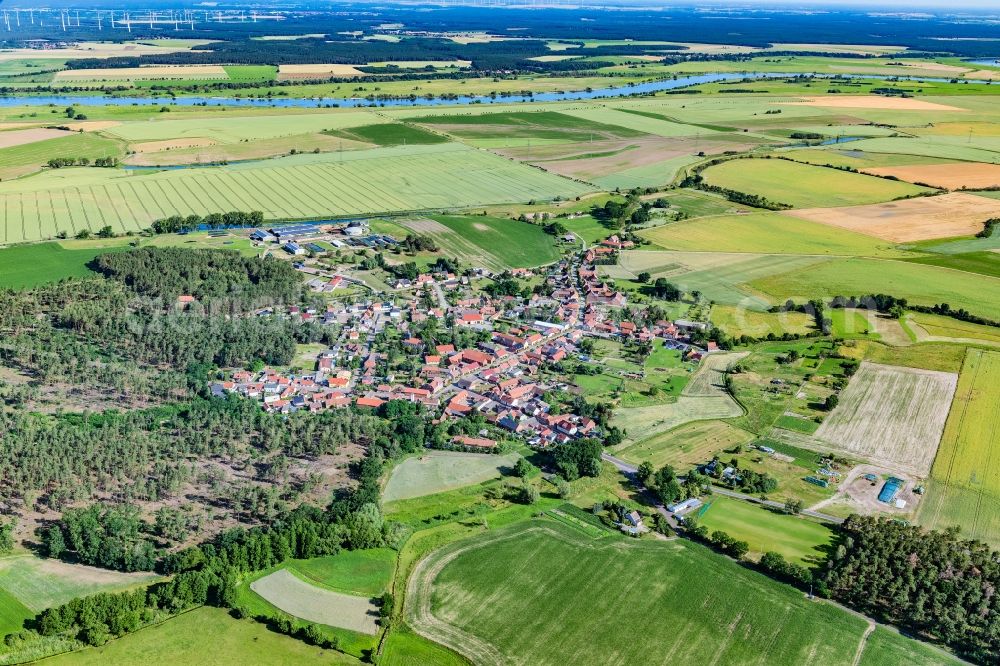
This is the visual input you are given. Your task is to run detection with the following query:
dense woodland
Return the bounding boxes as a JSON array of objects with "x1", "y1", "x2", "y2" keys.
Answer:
[{"x1": 825, "y1": 516, "x2": 1000, "y2": 663}]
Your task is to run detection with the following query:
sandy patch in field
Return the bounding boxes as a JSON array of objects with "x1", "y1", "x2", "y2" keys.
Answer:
[
  {"x1": 131, "y1": 137, "x2": 219, "y2": 153},
  {"x1": 251, "y1": 569, "x2": 379, "y2": 634},
  {"x1": 786, "y1": 193, "x2": 1000, "y2": 242},
  {"x1": 0, "y1": 127, "x2": 68, "y2": 149},
  {"x1": 499, "y1": 136, "x2": 760, "y2": 181},
  {"x1": 966, "y1": 70, "x2": 1000, "y2": 81},
  {"x1": 780, "y1": 96, "x2": 965, "y2": 112},
  {"x1": 278, "y1": 63, "x2": 366, "y2": 78},
  {"x1": 900, "y1": 61, "x2": 970, "y2": 74},
  {"x1": 60, "y1": 120, "x2": 122, "y2": 132},
  {"x1": 865, "y1": 162, "x2": 1000, "y2": 190},
  {"x1": 55, "y1": 65, "x2": 229, "y2": 81},
  {"x1": 0, "y1": 42, "x2": 197, "y2": 61}
]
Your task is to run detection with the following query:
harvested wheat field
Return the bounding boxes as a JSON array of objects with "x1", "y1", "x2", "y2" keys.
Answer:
[
  {"x1": 812, "y1": 362, "x2": 958, "y2": 476},
  {"x1": 787, "y1": 193, "x2": 1000, "y2": 242},
  {"x1": 780, "y1": 96, "x2": 964, "y2": 112},
  {"x1": 55, "y1": 65, "x2": 229, "y2": 81},
  {"x1": 866, "y1": 162, "x2": 1000, "y2": 190},
  {"x1": 278, "y1": 63, "x2": 365, "y2": 79},
  {"x1": 0, "y1": 128, "x2": 69, "y2": 149}
]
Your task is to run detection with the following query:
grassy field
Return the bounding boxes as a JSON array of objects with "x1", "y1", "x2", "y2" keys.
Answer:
[
  {"x1": 694, "y1": 495, "x2": 835, "y2": 566},
  {"x1": 283, "y1": 549, "x2": 395, "y2": 598},
  {"x1": 710, "y1": 304, "x2": 815, "y2": 338},
  {"x1": 859, "y1": 628, "x2": 963, "y2": 666},
  {"x1": 750, "y1": 257, "x2": 1000, "y2": 321},
  {"x1": 383, "y1": 451, "x2": 521, "y2": 504},
  {"x1": 0, "y1": 132, "x2": 123, "y2": 180},
  {"x1": 250, "y1": 569, "x2": 380, "y2": 635},
  {"x1": 917, "y1": 350, "x2": 1000, "y2": 544},
  {"x1": 0, "y1": 144, "x2": 592, "y2": 244},
  {"x1": 105, "y1": 111, "x2": 387, "y2": 144},
  {"x1": 812, "y1": 362, "x2": 957, "y2": 476},
  {"x1": 616, "y1": 419, "x2": 755, "y2": 469},
  {"x1": 431, "y1": 215, "x2": 563, "y2": 269},
  {"x1": 410, "y1": 110, "x2": 646, "y2": 145},
  {"x1": 44, "y1": 607, "x2": 358, "y2": 665},
  {"x1": 409, "y1": 520, "x2": 896, "y2": 666},
  {"x1": 700, "y1": 158, "x2": 929, "y2": 208},
  {"x1": 909, "y1": 312, "x2": 1000, "y2": 346},
  {"x1": 613, "y1": 394, "x2": 744, "y2": 443},
  {"x1": 327, "y1": 123, "x2": 448, "y2": 147},
  {"x1": 642, "y1": 212, "x2": 912, "y2": 257},
  {"x1": 905, "y1": 251, "x2": 1000, "y2": 279},
  {"x1": 0, "y1": 242, "x2": 107, "y2": 287},
  {"x1": 0, "y1": 555, "x2": 159, "y2": 614},
  {"x1": 0, "y1": 586, "x2": 32, "y2": 637},
  {"x1": 616, "y1": 250, "x2": 831, "y2": 309}
]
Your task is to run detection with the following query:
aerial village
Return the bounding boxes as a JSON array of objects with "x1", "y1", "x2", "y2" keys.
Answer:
[{"x1": 211, "y1": 219, "x2": 717, "y2": 453}]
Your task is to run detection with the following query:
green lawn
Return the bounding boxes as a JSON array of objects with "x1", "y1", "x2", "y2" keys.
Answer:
[
  {"x1": 0, "y1": 586, "x2": 33, "y2": 637},
  {"x1": 327, "y1": 123, "x2": 448, "y2": 146},
  {"x1": 860, "y1": 627, "x2": 963, "y2": 666},
  {"x1": 0, "y1": 242, "x2": 106, "y2": 287},
  {"x1": 284, "y1": 549, "x2": 395, "y2": 598},
  {"x1": 408, "y1": 519, "x2": 924, "y2": 666},
  {"x1": 700, "y1": 158, "x2": 930, "y2": 208},
  {"x1": 44, "y1": 607, "x2": 359, "y2": 665},
  {"x1": 696, "y1": 495, "x2": 835, "y2": 566},
  {"x1": 382, "y1": 450, "x2": 521, "y2": 504},
  {"x1": 431, "y1": 214, "x2": 563, "y2": 269}
]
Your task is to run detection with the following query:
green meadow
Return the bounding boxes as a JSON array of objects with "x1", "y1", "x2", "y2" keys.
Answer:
[
  {"x1": 409, "y1": 520, "x2": 931, "y2": 666},
  {"x1": 700, "y1": 158, "x2": 930, "y2": 208}
]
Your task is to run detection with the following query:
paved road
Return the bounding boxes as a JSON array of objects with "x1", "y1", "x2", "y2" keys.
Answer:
[
  {"x1": 601, "y1": 453, "x2": 679, "y2": 530},
  {"x1": 601, "y1": 453, "x2": 843, "y2": 525}
]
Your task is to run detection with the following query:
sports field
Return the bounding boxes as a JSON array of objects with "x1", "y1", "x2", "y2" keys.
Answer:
[
  {"x1": 695, "y1": 495, "x2": 835, "y2": 565},
  {"x1": 250, "y1": 569, "x2": 380, "y2": 635},
  {"x1": 700, "y1": 158, "x2": 929, "y2": 208},
  {"x1": 0, "y1": 144, "x2": 592, "y2": 244},
  {"x1": 383, "y1": 450, "x2": 521, "y2": 503},
  {"x1": 408, "y1": 520, "x2": 902, "y2": 666},
  {"x1": 812, "y1": 362, "x2": 958, "y2": 476},
  {"x1": 917, "y1": 350, "x2": 1000, "y2": 543},
  {"x1": 44, "y1": 607, "x2": 356, "y2": 666},
  {"x1": 642, "y1": 212, "x2": 912, "y2": 257}
]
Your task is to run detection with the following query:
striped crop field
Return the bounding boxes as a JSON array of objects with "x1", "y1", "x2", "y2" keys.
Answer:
[
  {"x1": 407, "y1": 520, "x2": 935, "y2": 666},
  {"x1": 0, "y1": 143, "x2": 592, "y2": 244}
]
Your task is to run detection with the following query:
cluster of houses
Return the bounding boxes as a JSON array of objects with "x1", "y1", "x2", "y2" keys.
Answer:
[{"x1": 213, "y1": 232, "x2": 719, "y2": 452}]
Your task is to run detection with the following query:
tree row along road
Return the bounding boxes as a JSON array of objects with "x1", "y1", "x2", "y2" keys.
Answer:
[{"x1": 600, "y1": 452, "x2": 844, "y2": 525}]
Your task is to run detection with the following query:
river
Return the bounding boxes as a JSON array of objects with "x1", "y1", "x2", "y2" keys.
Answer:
[{"x1": 0, "y1": 71, "x2": 995, "y2": 109}]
